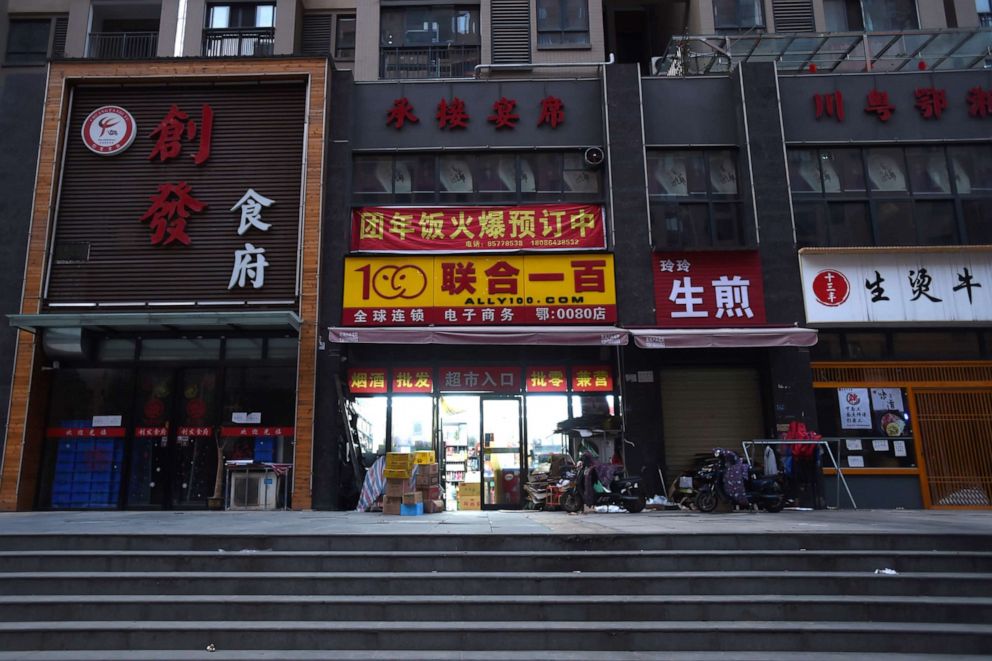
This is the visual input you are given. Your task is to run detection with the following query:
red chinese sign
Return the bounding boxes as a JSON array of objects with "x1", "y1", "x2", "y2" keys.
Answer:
[
  {"x1": 525, "y1": 366, "x2": 569, "y2": 392},
  {"x1": 815, "y1": 86, "x2": 992, "y2": 123},
  {"x1": 348, "y1": 368, "x2": 388, "y2": 394},
  {"x1": 220, "y1": 426, "x2": 294, "y2": 437},
  {"x1": 439, "y1": 367, "x2": 521, "y2": 393},
  {"x1": 148, "y1": 103, "x2": 214, "y2": 165},
  {"x1": 46, "y1": 427, "x2": 127, "y2": 438},
  {"x1": 570, "y1": 365, "x2": 614, "y2": 393},
  {"x1": 391, "y1": 368, "x2": 434, "y2": 394},
  {"x1": 176, "y1": 426, "x2": 213, "y2": 437},
  {"x1": 811, "y1": 269, "x2": 851, "y2": 307},
  {"x1": 385, "y1": 96, "x2": 565, "y2": 131},
  {"x1": 653, "y1": 251, "x2": 767, "y2": 327},
  {"x1": 352, "y1": 204, "x2": 606, "y2": 252},
  {"x1": 134, "y1": 427, "x2": 169, "y2": 437}
]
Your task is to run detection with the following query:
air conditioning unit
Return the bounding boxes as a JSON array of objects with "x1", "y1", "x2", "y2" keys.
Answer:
[{"x1": 229, "y1": 471, "x2": 277, "y2": 510}]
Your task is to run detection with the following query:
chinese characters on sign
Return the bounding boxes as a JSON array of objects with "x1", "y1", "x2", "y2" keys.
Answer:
[
  {"x1": 837, "y1": 388, "x2": 872, "y2": 430},
  {"x1": 440, "y1": 367, "x2": 520, "y2": 393},
  {"x1": 813, "y1": 87, "x2": 992, "y2": 123},
  {"x1": 652, "y1": 252, "x2": 767, "y2": 327},
  {"x1": 353, "y1": 205, "x2": 606, "y2": 252},
  {"x1": 800, "y1": 251, "x2": 992, "y2": 324},
  {"x1": 228, "y1": 189, "x2": 275, "y2": 290},
  {"x1": 385, "y1": 96, "x2": 566, "y2": 131},
  {"x1": 392, "y1": 368, "x2": 434, "y2": 394},
  {"x1": 348, "y1": 368, "x2": 388, "y2": 394},
  {"x1": 345, "y1": 366, "x2": 613, "y2": 394},
  {"x1": 342, "y1": 254, "x2": 616, "y2": 326}
]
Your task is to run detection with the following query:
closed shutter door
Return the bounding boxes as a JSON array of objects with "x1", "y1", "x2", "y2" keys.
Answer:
[
  {"x1": 491, "y1": 0, "x2": 531, "y2": 64},
  {"x1": 772, "y1": 0, "x2": 815, "y2": 32},
  {"x1": 661, "y1": 367, "x2": 765, "y2": 477}
]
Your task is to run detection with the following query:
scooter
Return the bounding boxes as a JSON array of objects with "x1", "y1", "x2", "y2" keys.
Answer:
[
  {"x1": 561, "y1": 459, "x2": 646, "y2": 513},
  {"x1": 694, "y1": 448, "x2": 785, "y2": 513}
]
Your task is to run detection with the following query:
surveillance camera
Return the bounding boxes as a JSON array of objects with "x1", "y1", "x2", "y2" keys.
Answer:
[{"x1": 583, "y1": 147, "x2": 605, "y2": 168}]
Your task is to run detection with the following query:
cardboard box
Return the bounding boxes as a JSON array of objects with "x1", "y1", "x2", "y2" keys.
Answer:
[
  {"x1": 414, "y1": 451, "x2": 436, "y2": 465},
  {"x1": 402, "y1": 491, "x2": 423, "y2": 505},
  {"x1": 383, "y1": 468, "x2": 413, "y2": 480},
  {"x1": 457, "y1": 497, "x2": 481, "y2": 511},
  {"x1": 419, "y1": 485, "x2": 442, "y2": 501},
  {"x1": 458, "y1": 482, "x2": 480, "y2": 498},
  {"x1": 416, "y1": 469, "x2": 439, "y2": 487},
  {"x1": 400, "y1": 502, "x2": 424, "y2": 516},
  {"x1": 386, "y1": 452, "x2": 415, "y2": 470},
  {"x1": 382, "y1": 496, "x2": 403, "y2": 516},
  {"x1": 384, "y1": 479, "x2": 406, "y2": 498},
  {"x1": 426, "y1": 498, "x2": 445, "y2": 514}
]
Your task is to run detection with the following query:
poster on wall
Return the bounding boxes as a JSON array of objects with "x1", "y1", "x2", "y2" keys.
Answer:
[
  {"x1": 837, "y1": 387, "x2": 872, "y2": 429},
  {"x1": 800, "y1": 249, "x2": 992, "y2": 325},
  {"x1": 342, "y1": 253, "x2": 616, "y2": 326}
]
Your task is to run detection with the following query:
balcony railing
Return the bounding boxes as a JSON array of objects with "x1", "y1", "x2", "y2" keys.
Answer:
[
  {"x1": 380, "y1": 45, "x2": 481, "y2": 79},
  {"x1": 87, "y1": 31, "x2": 159, "y2": 59},
  {"x1": 203, "y1": 28, "x2": 275, "y2": 57}
]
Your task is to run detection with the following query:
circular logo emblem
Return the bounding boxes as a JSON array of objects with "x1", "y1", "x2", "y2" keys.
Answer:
[
  {"x1": 846, "y1": 391, "x2": 861, "y2": 405},
  {"x1": 81, "y1": 106, "x2": 136, "y2": 155},
  {"x1": 811, "y1": 269, "x2": 850, "y2": 307}
]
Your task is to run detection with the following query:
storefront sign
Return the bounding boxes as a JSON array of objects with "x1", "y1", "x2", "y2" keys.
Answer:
[
  {"x1": 177, "y1": 426, "x2": 213, "y2": 437},
  {"x1": 46, "y1": 427, "x2": 127, "y2": 438},
  {"x1": 525, "y1": 366, "x2": 569, "y2": 392},
  {"x1": 134, "y1": 427, "x2": 169, "y2": 437},
  {"x1": 81, "y1": 106, "x2": 137, "y2": 155},
  {"x1": 837, "y1": 388, "x2": 872, "y2": 430},
  {"x1": 800, "y1": 250, "x2": 992, "y2": 324},
  {"x1": 386, "y1": 95, "x2": 566, "y2": 131},
  {"x1": 653, "y1": 251, "x2": 767, "y2": 327},
  {"x1": 352, "y1": 204, "x2": 606, "y2": 252},
  {"x1": 232, "y1": 412, "x2": 262, "y2": 424},
  {"x1": 220, "y1": 426, "x2": 294, "y2": 437},
  {"x1": 348, "y1": 368, "x2": 388, "y2": 394},
  {"x1": 392, "y1": 368, "x2": 434, "y2": 394},
  {"x1": 342, "y1": 254, "x2": 616, "y2": 326},
  {"x1": 812, "y1": 86, "x2": 992, "y2": 123},
  {"x1": 570, "y1": 365, "x2": 614, "y2": 392},
  {"x1": 439, "y1": 367, "x2": 521, "y2": 393}
]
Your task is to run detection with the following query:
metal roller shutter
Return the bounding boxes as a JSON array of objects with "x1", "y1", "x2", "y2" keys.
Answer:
[
  {"x1": 660, "y1": 367, "x2": 765, "y2": 478},
  {"x1": 772, "y1": 0, "x2": 815, "y2": 32}
]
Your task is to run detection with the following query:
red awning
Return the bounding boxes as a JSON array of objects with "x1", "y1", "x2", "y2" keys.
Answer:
[
  {"x1": 630, "y1": 327, "x2": 817, "y2": 349},
  {"x1": 327, "y1": 326, "x2": 628, "y2": 346}
]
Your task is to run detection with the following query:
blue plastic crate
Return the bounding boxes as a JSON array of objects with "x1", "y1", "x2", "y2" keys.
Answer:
[{"x1": 400, "y1": 503, "x2": 424, "y2": 516}]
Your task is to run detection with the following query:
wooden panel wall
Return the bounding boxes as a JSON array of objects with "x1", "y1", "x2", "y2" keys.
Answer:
[{"x1": 0, "y1": 58, "x2": 328, "y2": 511}]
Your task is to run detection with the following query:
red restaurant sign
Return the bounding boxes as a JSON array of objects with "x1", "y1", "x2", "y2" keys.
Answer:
[
  {"x1": 352, "y1": 204, "x2": 606, "y2": 253},
  {"x1": 439, "y1": 367, "x2": 521, "y2": 393},
  {"x1": 653, "y1": 251, "x2": 767, "y2": 327}
]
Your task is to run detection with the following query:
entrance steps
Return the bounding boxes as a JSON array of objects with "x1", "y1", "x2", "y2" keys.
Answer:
[{"x1": 0, "y1": 531, "x2": 989, "y2": 658}]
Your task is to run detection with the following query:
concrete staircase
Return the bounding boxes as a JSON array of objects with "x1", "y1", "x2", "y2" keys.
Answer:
[{"x1": 0, "y1": 530, "x2": 990, "y2": 659}]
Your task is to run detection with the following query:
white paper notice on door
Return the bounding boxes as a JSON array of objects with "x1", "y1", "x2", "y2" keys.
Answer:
[
  {"x1": 845, "y1": 439, "x2": 863, "y2": 451},
  {"x1": 870, "y1": 388, "x2": 904, "y2": 413},
  {"x1": 872, "y1": 439, "x2": 890, "y2": 452},
  {"x1": 893, "y1": 440, "x2": 907, "y2": 458},
  {"x1": 847, "y1": 456, "x2": 865, "y2": 468},
  {"x1": 92, "y1": 415, "x2": 122, "y2": 427}
]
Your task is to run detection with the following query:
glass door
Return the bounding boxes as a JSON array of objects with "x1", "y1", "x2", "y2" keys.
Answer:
[
  {"x1": 171, "y1": 368, "x2": 219, "y2": 508},
  {"x1": 481, "y1": 396, "x2": 523, "y2": 509},
  {"x1": 126, "y1": 369, "x2": 174, "y2": 508},
  {"x1": 439, "y1": 395, "x2": 480, "y2": 510}
]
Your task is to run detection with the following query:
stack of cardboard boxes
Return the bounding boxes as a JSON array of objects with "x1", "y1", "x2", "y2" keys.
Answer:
[
  {"x1": 457, "y1": 481, "x2": 481, "y2": 510},
  {"x1": 382, "y1": 451, "x2": 443, "y2": 515}
]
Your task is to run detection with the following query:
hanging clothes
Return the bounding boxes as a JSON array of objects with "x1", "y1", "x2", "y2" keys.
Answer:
[{"x1": 763, "y1": 446, "x2": 779, "y2": 476}]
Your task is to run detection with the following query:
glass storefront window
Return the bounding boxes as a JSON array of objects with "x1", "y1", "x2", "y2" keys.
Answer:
[
  {"x1": 225, "y1": 338, "x2": 263, "y2": 360},
  {"x1": 354, "y1": 397, "x2": 388, "y2": 460},
  {"x1": 526, "y1": 395, "x2": 569, "y2": 472},
  {"x1": 140, "y1": 338, "x2": 221, "y2": 361},
  {"x1": 267, "y1": 337, "x2": 298, "y2": 360},
  {"x1": 391, "y1": 396, "x2": 434, "y2": 452}
]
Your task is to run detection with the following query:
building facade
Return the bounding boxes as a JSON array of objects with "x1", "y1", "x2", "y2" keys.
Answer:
[{"x1": 1, "y1": 0, "x2": 990, "y2": 511}]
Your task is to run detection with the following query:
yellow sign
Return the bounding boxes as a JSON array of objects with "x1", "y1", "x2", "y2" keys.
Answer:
[{"x1": 342, "y1": 254, "x2": 616, "y2": 326}]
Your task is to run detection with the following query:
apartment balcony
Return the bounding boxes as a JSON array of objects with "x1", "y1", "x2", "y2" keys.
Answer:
[
  {"x1": 86, "y1": 31, "x2": 159, "y2": 59},
  {"x1": 202, "y1": 28, "x2": 275, "y2": 57},
  {"x1": 380, "y1": 45, "x2": 480, "y2": 79}
]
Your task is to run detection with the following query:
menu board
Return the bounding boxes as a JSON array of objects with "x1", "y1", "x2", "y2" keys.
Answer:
[{"x1": 814, "y1": 387, "x2": 916, "y2": 469}]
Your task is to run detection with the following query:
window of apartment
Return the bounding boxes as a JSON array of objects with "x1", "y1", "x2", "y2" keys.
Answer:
[
  {"x1": 824, "y1": 0, "x2": 865, "y2": 30},
  {"x1": 979, "y1": 0, "x2": 992, "y2": 28},
  {"x1": 300, "y1": 13, "x2": 355, "y2": 59},
  {"x1": 352, "y1": 151, "x2": 603, "y2": 205},
  {"x1": 5, "y1": 18, "x2": 56, "y2": 65},
  {"x1": 713, "y1": 0, "x2": 765, "y2": 32},
  {"x1": 790, "y1": 144, "x2": 992, "y2": 248},
  {"x1": 208, "y1": 3, "x2": 276, "y2": 29},
  {"x1": 647, "y1": 149, "x2": 746, "y2": 249},
  {"x1": 862, "y1": 0, "x2": 919, "y2": 31},
  {"x1": 335, "y1": 15, "x2": 356, "y2": 59},
  {"x1": 536, "y1": 0, "x2": 590, "y2": 48},
  {"x1": 379, "y1": 5, "x2": 480, "y2": 78}
]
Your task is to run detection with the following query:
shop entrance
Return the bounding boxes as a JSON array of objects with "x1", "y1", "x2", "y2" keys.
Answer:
[
  {"x1": 438, "y1": 395, "x2": 523, "y2": 510},
  {"x1": 127, "y1": 368, "x2": 219, "y2": 509}
]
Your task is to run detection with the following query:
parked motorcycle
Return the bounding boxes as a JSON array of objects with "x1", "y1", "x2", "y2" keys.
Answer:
[
  {"x1": 694, "y1": 448, "x2": 785, "y2": 513},
  {"x1": 561, "y1": 459, "x2": 646, "y2": 513}
]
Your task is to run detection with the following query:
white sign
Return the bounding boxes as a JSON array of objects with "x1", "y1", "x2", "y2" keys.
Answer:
[
  {"x1": 893, "y1": 440, "x2": 907, "y2": 458},
  {"x1": 870, "y1": 388, "x2": 904, "y2": 413},
  {"x1": 229, "y1": 189, "x2": 275, "y2": 291},
  {"x1": 847, "y1": 456, "x2": 865, "y2": 468},
  {"x1": 232, "y1": 412, "x2": 262, "y2": 424},
  {"x1": 872, "y1": 439, "x2": 890, "y2": 452},
  {"x1": 800, "y1": 250, "x2": 992, "y2": 325},
  {"x1": 837, "y1": 388, "x2": 872, "y2": 429},
  {"x1": 81, "y1": 106, "x2": 137, "y2": 156},
  {"x1": 92, "y1": 415, "x2": 122, "y2": 427},
  {"x1": 845, "y1": 439, "x2": 863, "y2": 451}
]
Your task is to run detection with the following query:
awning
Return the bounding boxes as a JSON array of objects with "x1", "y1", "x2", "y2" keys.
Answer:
[
  {"x1": 8, "y1": 311, "x2": 301, "y2": 333},
  {"x1": 630, "y1": 327, "x2": 817, "y2": 349},
  {"x1": 327, "y1": 326, "x2": 628, "y2": 346}
]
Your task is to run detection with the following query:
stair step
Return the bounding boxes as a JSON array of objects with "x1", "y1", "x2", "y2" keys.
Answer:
[
  {"x1": 0, "y1": 620, "x2": 989, "y2": 654},
  {"x1": 3, "y1": 570, "x2": 989, "y2": 597},
  {"x1": 2, "y1": 549, "x2": 988, "y2": 573},
  {"x1": 0, "y1": 593, "x2": 988, "y2": 623}
]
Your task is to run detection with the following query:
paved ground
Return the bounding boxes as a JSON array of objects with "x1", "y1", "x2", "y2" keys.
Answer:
[{"x1": 0, "y1": 508, "x2": 989, "y2": 536}]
